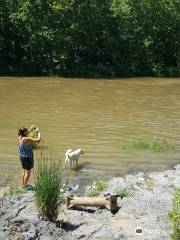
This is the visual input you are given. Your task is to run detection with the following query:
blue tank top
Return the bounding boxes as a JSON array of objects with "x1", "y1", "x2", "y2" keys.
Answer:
[{"x1": 19, "y1": 144, "x2": 33, "y2": 158}]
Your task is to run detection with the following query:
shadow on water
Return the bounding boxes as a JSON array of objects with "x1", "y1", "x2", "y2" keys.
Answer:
[
  {"x1": 63, "y1": 162, "x2": 92, "y2": 175},
  {"x1": 76, "y1": 162, "x2": 91, "y2": 172}
]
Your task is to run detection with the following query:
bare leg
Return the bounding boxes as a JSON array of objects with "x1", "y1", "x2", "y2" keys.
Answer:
[
  {"x1": 65, "y1": 157, "x2": 68, "y2": 168},
  {"x1": 69, "y1": 159, "x2": 72, "y2": 169},
  {"x1": 21, "y1": 170, "x2": 26, "y2": 185},
  {"x1": 24, "y1": 170, "x2": 31, "y2": 185}
]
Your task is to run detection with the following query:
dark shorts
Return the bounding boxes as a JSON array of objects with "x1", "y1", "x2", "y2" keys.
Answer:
[{"x1": 20, "y1": 156, "x2": 34, "y2": 170}]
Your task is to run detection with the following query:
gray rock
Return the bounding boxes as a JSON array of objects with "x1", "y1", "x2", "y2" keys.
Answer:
[
  {"x1": 173, "y1": 177, "x2": 180, "y2": 188},
  {"x1": 164, "y1": 170, "x2": 176, "y2": 179},
  {"x1": 1, "y1": 165, "x2": 178, "y2": 240},
  {"x1": 101, "y1": 177, "x2": 127, "y2": 196},
  {"x1": 174, "y1": 164, "x2": 180, "y2": 171}
]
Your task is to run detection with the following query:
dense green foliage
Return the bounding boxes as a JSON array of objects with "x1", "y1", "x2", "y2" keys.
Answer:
[
  {"x1": 168, "y1": 188, "x2": 180, "y2": 240},
  {"x1": 35, "y1": 154, "x2": 63, "y2": 221},
  {"x1": 0, "y1": 0, "x2": 179, "y2": 76},
  {"x1": 121, "y1": 138, "x2": 176, "y2": 152}
]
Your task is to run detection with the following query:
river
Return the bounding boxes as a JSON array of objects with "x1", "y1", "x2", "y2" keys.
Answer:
[{"x1": 0, "y1": 77, "x2": 180, "y2": 186}]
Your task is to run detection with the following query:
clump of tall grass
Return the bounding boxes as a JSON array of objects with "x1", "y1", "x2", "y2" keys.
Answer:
[
  {"x1": 168, "y1": 188, "x2": 180, "y2": 240},
  {"x1": 121, "y1": 138, "x2": 175, "y2": 152},
  {"x1": 87, "y1": 179, "x2": 108, "y2": 197},
  {"x1": 35, "y1": 154, "x2": 63, "y2": 222}
]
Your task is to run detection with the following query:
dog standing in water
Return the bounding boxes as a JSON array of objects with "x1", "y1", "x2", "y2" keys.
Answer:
[{"x1": 65, "y1": 149, "x2": 84, "y2": 169}]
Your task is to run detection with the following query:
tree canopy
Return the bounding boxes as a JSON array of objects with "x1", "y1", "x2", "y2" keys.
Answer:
[{"x1": 0, "y1": 0, "x2": 179, "y2": 76}]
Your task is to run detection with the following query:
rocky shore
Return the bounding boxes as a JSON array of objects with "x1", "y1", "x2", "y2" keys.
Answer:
[{"x1": 0, "y1": 165, "x2": 180, "y2": 240}]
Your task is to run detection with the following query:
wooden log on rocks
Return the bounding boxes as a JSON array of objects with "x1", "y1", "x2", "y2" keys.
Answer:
[{"x1": 67, "y1": 194, "x2": 118, "y2": 212}]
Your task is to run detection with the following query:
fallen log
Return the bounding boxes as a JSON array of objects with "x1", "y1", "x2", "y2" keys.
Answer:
[{"x1": 67, "y1": 194, "x2": 118, "y2": 212}]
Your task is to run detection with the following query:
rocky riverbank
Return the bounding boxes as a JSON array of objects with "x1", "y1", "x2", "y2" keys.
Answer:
[{"x1": 0, "y1": 165, "x2": 180, "y2": 240}]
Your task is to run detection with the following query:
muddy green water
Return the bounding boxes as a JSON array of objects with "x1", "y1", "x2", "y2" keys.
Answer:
[{"x1": 0, "y1": 77, "x2": 180, "y2": 185}]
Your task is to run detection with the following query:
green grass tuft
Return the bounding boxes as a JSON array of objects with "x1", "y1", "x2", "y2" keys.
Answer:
[
  {"x1": 4, "y1": 186, "x2": 26, "y2": 196},
  {"x1": 121, "y1": 138, "x2": 176, "y2": 152},
  {"x1": 117, "y1": 188, "x2": 130, "y2": 199},
  {"x1": 87, "y1": 179, "x2": 108, "y2": 197},
  {"x1": 168, "y1": 188, "x2": 180, "y2": 240},
  {"x1": 35, "y1": 153, "x2": 64, "y2": 222}
]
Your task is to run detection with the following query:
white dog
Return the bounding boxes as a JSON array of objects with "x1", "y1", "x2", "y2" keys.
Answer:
[{"x1": 65, "y1": 149, "x2": 84, "y2": 169}]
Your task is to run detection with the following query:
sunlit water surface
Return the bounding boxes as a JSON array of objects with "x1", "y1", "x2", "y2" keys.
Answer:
[{"x1": 0, "y1": 77, "x2": 180, "y2": 186}]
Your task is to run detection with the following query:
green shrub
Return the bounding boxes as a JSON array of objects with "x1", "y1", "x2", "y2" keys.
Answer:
[
  {"x1": 87, "y1": 179, "x2": 108, "y2": 197},
  {"x1": 168, "y1": 188, "x2": 180, "y2": 240},
  {"x1": 121, "y1": 138, "x2": 175, "y2": 152},
  {"x1": 117, "y1": 188, "x2": 129, "y2": 199},
  {"x1": 35, "y1": 154, "x2": 63, "y2": 222}
]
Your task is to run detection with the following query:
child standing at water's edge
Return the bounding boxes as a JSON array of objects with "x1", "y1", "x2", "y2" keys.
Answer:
[{"x1": 18, "y1": 125, "x2": 41, "y2": 188}]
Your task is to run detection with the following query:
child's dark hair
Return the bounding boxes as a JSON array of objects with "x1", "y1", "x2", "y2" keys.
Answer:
[{"x1": 18, "y1": 127, "x2": 28, "y2": 137}]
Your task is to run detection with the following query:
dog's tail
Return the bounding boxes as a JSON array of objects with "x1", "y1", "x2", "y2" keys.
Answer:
[{"x1": 65, "y1": 149, "x2": 73, "y2": 157}]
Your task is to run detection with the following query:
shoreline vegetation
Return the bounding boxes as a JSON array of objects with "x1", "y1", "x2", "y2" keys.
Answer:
[
  {"x1": 35, "y1": 154, "x2": 63, "y2": 221},
  {"x1": 0, "y1": 163, "x2": 180, "y2": 239},
  {"x1": 120, "y1": 138, "x2": 176, "y2": 152},
  {"x1": 1, "y1": 0, "x2": 180, "y2": 78},
  {"x1": 168, "y1": 188, "x2": 180, "y2": 239},
  {"x1": 0, "y1": 71, "x2": 180, "y2": 79}
]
